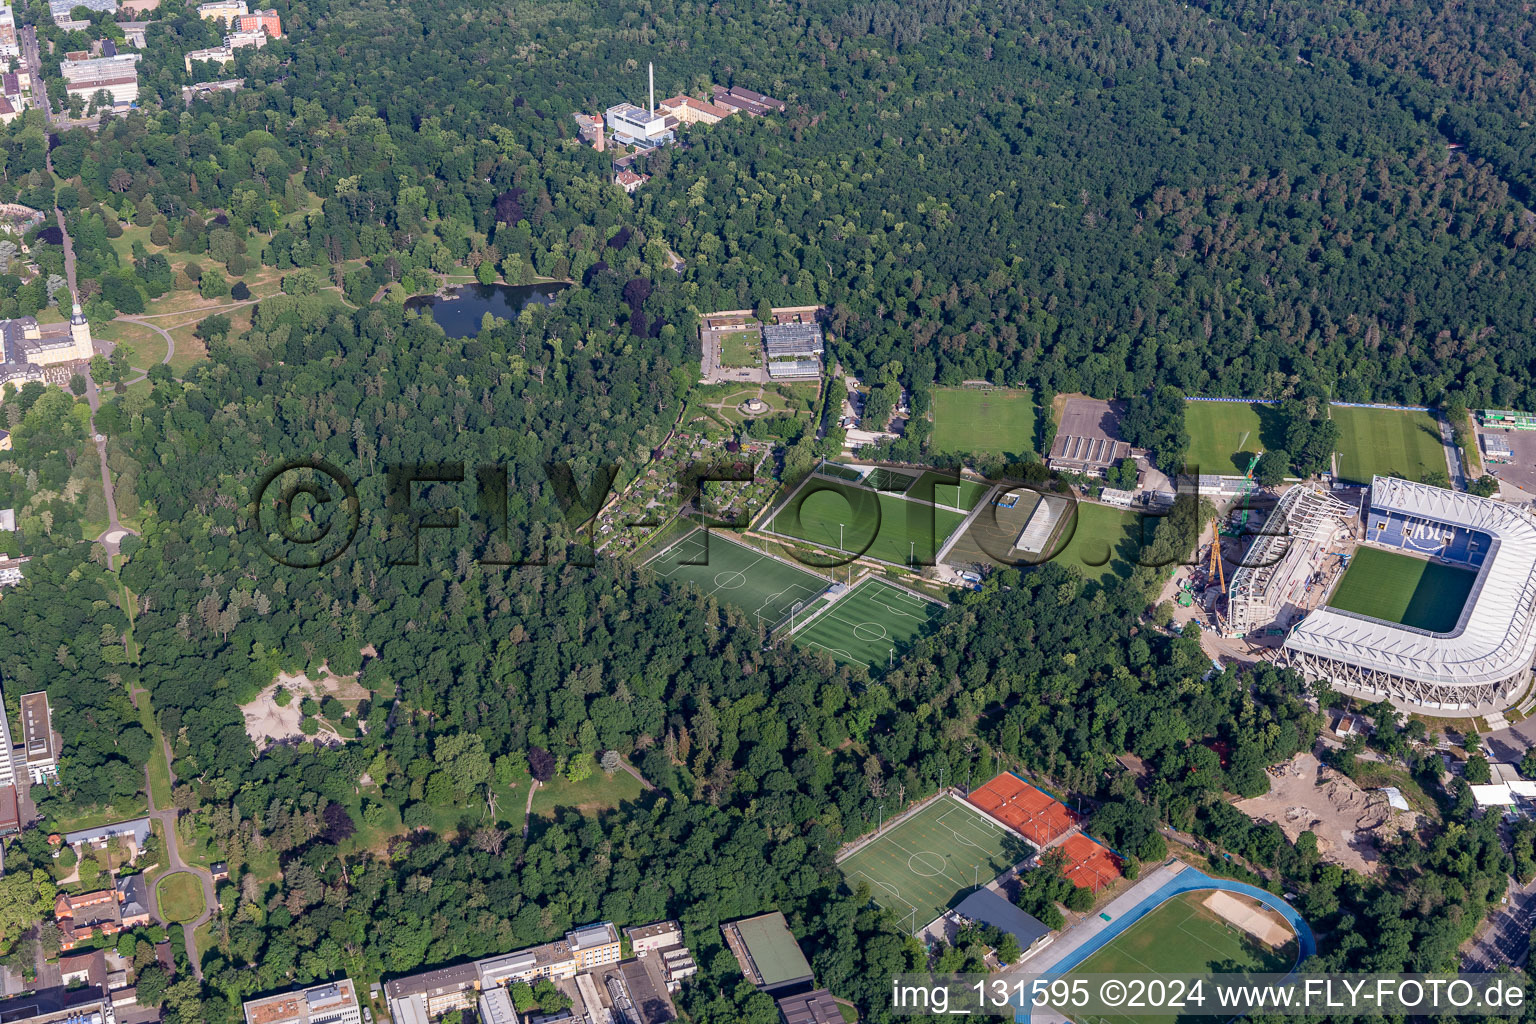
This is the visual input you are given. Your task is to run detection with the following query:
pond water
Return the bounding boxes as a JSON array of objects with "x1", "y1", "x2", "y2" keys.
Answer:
[{"x1": 404, "y1": 281, "x2": 569, "y2": 338}]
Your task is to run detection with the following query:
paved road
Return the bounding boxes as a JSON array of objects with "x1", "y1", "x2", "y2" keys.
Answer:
[
  {"x1": 20, "y1": 26, "x2": 51, "y2": 123},
  {"x1": 1440, "y1": 413, "x2": 1468, "y2": 490},
  {"x1": 113, "y1": 315, "x2": 176, "y2": 387},
  {"x1": 1464, "y1": 874, "x2": 1536, "y2": 970}
]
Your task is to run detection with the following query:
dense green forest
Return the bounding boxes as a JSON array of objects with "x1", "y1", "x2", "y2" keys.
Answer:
[{"x1": 1, "y1": 0, "x2": 1534, "y2": 1019}]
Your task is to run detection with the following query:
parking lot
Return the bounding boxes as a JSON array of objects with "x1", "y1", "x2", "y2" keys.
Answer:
[{"x1": 1474, "y1": 425, "x2": 1536, "y2": 493}]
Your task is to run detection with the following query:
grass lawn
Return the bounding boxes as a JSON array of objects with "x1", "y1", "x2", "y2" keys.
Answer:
[
  {"x1": 96, "y1": 320, "x2": 169, "y2": 370},
  {"x1": 530, "y1": 768, "x2": 646, "y2": 819},
  {"x1": 1183, "y1": 401, "x2": 1286, "y2": 475},
  {"x1": 648, "y1": 530, "x2": 831, "y2": 629},
  {"x1": 837, "y1": 795, "x2": 1031, "y2": 933},
  {"x1": 155, "y1": 873, "x2": 206, "y2": 923},
  {"x1": 719, "y1": 328, "x2": 762, "y2": 367},
  {"x1": 1330, "y1": 405, "x2": 1445, "y2": 484},
  {"x1": 770, "y1": 484, "x2": 967, "y2": 566},
  {"x1": 793, "y1": 578, "x2": 945, "y2": 673},
  {"x1": 1328, "y1": 546, "x2": 1474, "y2": 631},
  {"x1": 1064, "y1": 890, "x2": 1296, "y2": 1024},
  {"x1": 1046, "y1": 502, "x2": 1147, "y2": 582},
  {"x1": 931, "y1": 387, "x2": 1037, "y2": 458}
]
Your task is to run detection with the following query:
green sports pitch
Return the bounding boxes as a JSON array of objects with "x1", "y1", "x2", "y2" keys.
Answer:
[
  {"x1": 1183, "y1": 401, "x2": 1282, "y2": 475},
  {"x1": 1046, "y1": 502, "x2": 1146, "y2": 582},
  {"x1": 1328, "y1": 546, "x2": 1474, "y2": 632},
  {"x1": 838, "y1": 795, "x2": 1031, "y2": 932},
  {"x1": 931, "y1": 388, "x2": 1037, "y2": 458},
  {"x1": 1063, "y1": 890, "x2": 1296, "y2": 1024},
  {"x1": 1330, "y1": 405, "x2": 1446, "y2": 485},
  {"x1": 794, "y1": 578, "x2": 944, "y2": 672},
  {"x1": 767, "y1": 482, "x2": 968, "y2": 566},
  {"x1": 647, "y1": 530, "x2": 831, "y2": 629}
]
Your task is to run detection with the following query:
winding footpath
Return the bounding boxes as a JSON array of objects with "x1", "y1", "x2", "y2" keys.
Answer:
[{"x1": 130, "y1": 686, "x2": 218, "y2": 981}]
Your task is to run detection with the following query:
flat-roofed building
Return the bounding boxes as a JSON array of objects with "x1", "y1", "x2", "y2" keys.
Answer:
[
  {"x1": 0, "y1": 996, "x2": 116, "y2": 1023},
  {"x1": 242, "y1": 979, "x2": 362, "y2": 1024},
  {"x1": 624, "y1": 920, "x2": 682, "y2": 956},
  {"x1": 721, "y1": 912, "x2": 814, "y2": 996},
  {"x1": 604, "y1": 102, "x2": 674, "y2": 147},
  {"x1": 0, "y1": 6, "x2": 18, "y2": 60},
  {"x1": 568, "y1": 922, "x2": 621, "y2": 970},
  {"x1": 196, "y1": 0, "x2": 245, "y2": 21},
  {"x1": 235, "y1": 7, "x2": 280, "y2": 36},
  {"x1": 20, "y1": 691, "x2": 58, "y2": 783},
  {"x1": 384, "y1": 961, "x2": 480, "y2": 1022},
  {"x1": 184, "y1": 44, "x2": 233, "y2": 72},
  {"x1": 477, "y1": 987, "x2": 519, "y2": 1024},
  {"x1": 59, "y1": 53, "x2": 140, "y2": 106}
]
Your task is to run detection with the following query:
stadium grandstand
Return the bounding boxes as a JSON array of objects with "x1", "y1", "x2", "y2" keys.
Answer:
[
  {"x1": 1226, "y1": 485, "x2": 1354, "y2": 636},
  {"x1": 1284, "y1": 476, "x2": 1536, "y2": 711},
  {"x1": 1013, "y1": 494, "x2": 1070, "y2": 555}
]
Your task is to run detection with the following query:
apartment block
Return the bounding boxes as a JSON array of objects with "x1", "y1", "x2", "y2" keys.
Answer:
[{"x1": 242, "y1": 979, "x2": 362, "y2": 1024}]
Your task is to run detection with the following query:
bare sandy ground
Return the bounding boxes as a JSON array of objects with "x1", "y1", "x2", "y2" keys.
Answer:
[
  {"x1": 1234, "y1": 751, "x2": 1414, "y2": 876},
  {"x1": 240, "y1": 669, "x2": 365, "y2": 748},
  {"x1": 1203, "y1": 890, "x2": 1293, "y2": 947}
]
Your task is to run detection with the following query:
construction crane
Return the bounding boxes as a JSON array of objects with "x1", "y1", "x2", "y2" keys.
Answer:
[
  {"x1": 1207, "y1": 528, "x2": 1226, "y2": 592},
  {"x1": 1222, "y1": 450, "x2": 1264, "y2": 537}
]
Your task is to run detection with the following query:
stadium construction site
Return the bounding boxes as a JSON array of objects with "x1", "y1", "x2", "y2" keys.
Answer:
[
  {"x1": 1209, "y1": 475, "x2": 1536, "y2": 714},
  {"x1": 835, "y1": 774, "x2": 1123, "y2": 938}
]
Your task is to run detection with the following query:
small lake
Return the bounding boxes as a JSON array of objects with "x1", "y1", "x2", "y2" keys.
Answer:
[{"x1": 405, "y1": 281, "x2": 569, "y2": 338}]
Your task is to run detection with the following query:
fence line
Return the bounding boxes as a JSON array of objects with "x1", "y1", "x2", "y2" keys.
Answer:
[{"x1": 1184, "y1": 395, "x2": 1435, "y2": 413}]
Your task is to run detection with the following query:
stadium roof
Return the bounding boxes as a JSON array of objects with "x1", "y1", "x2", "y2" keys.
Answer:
[{"x1": 1284, "y1": 476, "x2": 1536, "y2": 690}]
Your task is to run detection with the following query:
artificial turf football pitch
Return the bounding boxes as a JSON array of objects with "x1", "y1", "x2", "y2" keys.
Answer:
[
  {"x1": 648, "y1": 530, "x2": 831, "y2": 629},
  {"x1": 837, "y1": 795, "x2": 1030, "y2": 933},
  {"x1": 1327, "y1": 545, "x2": 1475, "y2": 632},
  {"x1": 793, "y1": 578, "x2": 944, "y2": 672}
]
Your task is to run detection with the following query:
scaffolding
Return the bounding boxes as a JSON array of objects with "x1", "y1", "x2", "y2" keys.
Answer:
[{"x1": 1226, "y1": 486, "x2": 1353, "y2": 636}]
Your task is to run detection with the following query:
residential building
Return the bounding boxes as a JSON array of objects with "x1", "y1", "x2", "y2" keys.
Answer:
[
  {"x1": 114, "y1": 874, "x2": 150, "y2": 928},
  {"x1": 0, "y1": 996, "x2": 117, "y2": 1023},
  {"x1": 210, "y1": 861, "x2": 229, "y2": 882},
  {"x1": 184, "y1": 44, "x2": 233, "y2": 73},
  {"x1": 242, "y1": 979, "x2": 363, "y2": 1024},
  {"x1": 776, "y1": 989, "x2": 842, "y2": 1024},
  {"x1": 234, "y1": 7, "x2": 280, "y2": 37},
  {"x1": 624, "y1": 920, "x2": 682, "y2": 956},
  {"x1": 0, "y1": 5, "x2": 17, "y2": 60},
  {"x1": 21, "y1": 690, "x2": 59, "y2": 783},
  {"x1": 604, "y1": 102, "x2": 673, "y2": 147},
  {"x1": 195, "y1": 0, "x2": 245, "y2": 21},
  {"x1": 615, "y1": 169, "x2": 648, "y2": 194},
  {"x1": 568, "y1": 922, "x2": 621, "y2": 970},
  {"x1": 721, "y1": 912, "x2": 815, "y2": 996},
  {"x1": 59, "y1": 53, "x2": 140, "y2": 106},
  {"x1": 56, "y1": 889, "x2": 124, "y2": 950},
  {"x1": 656, "y1": 94, "x2": 733, "y2": 125},
  {"x1": 0, "y1": 95, "x2": 18, "y2": 125},
  {"x1": 0, "y1": 431, "x2": 9, "y2": 453}
]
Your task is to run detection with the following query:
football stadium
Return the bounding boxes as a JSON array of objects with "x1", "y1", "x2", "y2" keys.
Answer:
[{"x1": 1275, "y1": 476, "x2": 1536, "y2": 711}]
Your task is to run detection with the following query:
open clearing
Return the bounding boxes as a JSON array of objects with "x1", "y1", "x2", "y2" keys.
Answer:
[
  {"x1": 1328, "y1": 546, "x2": 1474, "y2": 632},
  {"x1": 1330, "y1": 405, "x2": 1445, "y2": 484},
  {"x1": 838, "y1": 795, "x2": 1031, "y2": 933},
  {"x1": 931, "y1": 388, "x2": 1037, "y2": 458},
  {"x1": 793, "y1": 578, "x2": 944, "y2": 672}
]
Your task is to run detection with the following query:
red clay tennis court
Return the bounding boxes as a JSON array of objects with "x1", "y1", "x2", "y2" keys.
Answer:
[
  {"x1": 1060, "y1": 833, "x2": 1121, "y2": 891},
  {"x1": 967, "y1": 772, "x2": 1077, "y2": 846}
]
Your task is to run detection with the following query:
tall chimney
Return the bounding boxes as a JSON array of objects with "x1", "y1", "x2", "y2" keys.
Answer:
[{"x1": 649, "y1": 61, "x2": 655, "y2": 115}]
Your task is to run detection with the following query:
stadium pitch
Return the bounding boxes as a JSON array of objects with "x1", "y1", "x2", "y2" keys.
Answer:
[
  {"x1": 1063, "y1": 890, "x2": 1296, "y2": 1024},
  {"x1": 1330, "y1": 405, "x2": 1445, "y2": 485},
  {"x1": 1328, "y1": 546, "x2": 1475, "y2": 632},
  {"x1": 647, "y1": 530, "x2": 831, "y2": 630},
  {"x1": 838, "y1": 795, "x2": 1031, "y2": 933},
  {"x1": 793, "y1": 578, "x2": 944, "y2": 672}
]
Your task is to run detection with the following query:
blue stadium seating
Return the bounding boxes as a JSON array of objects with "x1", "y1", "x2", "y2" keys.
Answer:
[{"x1": 1367, "y1": 509, "x2": 1487, "y2": 567}]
